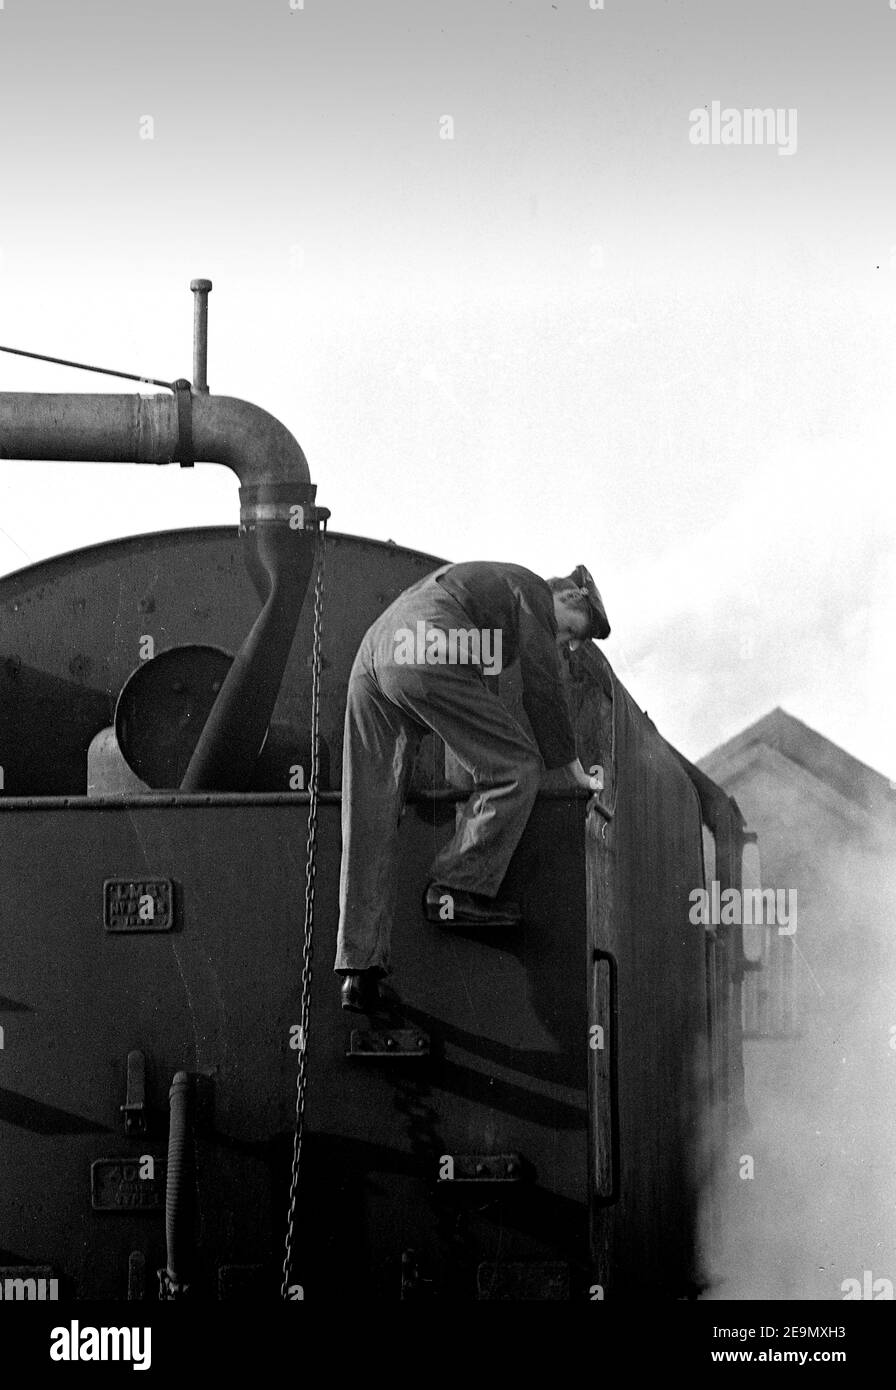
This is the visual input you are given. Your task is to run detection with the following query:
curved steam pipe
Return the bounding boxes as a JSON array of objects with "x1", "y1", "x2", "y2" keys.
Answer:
[
  {"x1": 0, "y1": 390, "x2": 323, "y2": 790},
  {"x1": 0, "y1": 392, "x2": 311, "y2": 491}
]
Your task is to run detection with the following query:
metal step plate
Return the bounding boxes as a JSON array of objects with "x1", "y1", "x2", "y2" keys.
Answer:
[{"x1": 346, "y1": 1027, "x2": 430, "y2": 1058}]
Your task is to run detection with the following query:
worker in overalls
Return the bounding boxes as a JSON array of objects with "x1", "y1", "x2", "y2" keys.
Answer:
[{"x1": 334, "y1": 561, "x2": 610, "y2": 1011}]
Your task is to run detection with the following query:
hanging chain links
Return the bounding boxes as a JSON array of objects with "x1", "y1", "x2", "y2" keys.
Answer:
[{"x1": 281, "y1": 516, "x2": 327, "y2": 1300}]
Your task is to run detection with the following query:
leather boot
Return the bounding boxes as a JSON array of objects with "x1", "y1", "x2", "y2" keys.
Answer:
[
  {"x1": 423, "y1": 882, "x2": 521, "y2": 926},
  {"x1": 339, "y1": 970, "x2": 384, "y2": 1013}
]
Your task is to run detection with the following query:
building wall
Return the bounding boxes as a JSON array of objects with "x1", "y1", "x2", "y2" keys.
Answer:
[{"x1": 700, "y1": 748, "x2": 896, "y2": 1300}]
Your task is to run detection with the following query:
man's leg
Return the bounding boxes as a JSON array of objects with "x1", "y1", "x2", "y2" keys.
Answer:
[
  {"x1": 378, "y1": 659, "x2": 543, "y2": 899},
  {"x1": 334, "y1": 659, "x2": 420, "y2": 976}
]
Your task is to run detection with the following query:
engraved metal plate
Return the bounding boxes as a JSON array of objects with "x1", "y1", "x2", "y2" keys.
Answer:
[
  {"x1": 347, "y1": 1028, "x2": 430, "y2": 1057},
  {"x1": 104, "y1": 879, "x2": 174, "y2": 933},
  {"x1": 91, "y1": 1158, "x2": 167, "y2": 1211}
]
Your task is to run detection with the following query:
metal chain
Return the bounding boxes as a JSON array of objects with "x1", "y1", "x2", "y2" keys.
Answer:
[{"x1": 281, "y1": 517, "x2": 327, "y2": 1300}]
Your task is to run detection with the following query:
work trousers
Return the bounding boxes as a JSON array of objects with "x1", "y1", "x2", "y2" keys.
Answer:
[{"x1": 334, "y1": 576, "x2": 544, "y2": 975}]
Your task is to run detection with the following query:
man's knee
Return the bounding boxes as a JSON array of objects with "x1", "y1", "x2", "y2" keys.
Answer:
[{"x1": 475, "y1": 749, "x2": 542, "y2": 793}]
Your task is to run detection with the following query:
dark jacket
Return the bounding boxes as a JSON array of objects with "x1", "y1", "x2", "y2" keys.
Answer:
[{"x1": 432, "y1": 561, "x2": 576, "y2": 769}]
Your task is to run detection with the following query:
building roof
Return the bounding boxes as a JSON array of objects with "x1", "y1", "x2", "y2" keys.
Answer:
[{"x1": 698, "y1": 707, "x2": 896, "y2": 825}]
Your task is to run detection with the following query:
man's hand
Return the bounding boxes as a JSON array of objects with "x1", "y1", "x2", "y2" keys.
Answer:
[{"x1": 564, "y1": 758, "x2": 603, "y2": 793}]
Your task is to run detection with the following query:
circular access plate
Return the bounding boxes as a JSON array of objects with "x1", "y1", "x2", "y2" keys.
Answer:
[{"x1": 115, "y1": 644, "x2": 235, "y2": 789}]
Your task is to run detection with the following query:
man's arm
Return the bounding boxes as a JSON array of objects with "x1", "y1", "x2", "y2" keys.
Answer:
[
  {"x1": 562, "y1": 757, "x2": 603, "y2": 791},
  {"x1": 515, "y1": 589, "x2": 579, "y2": 770}
]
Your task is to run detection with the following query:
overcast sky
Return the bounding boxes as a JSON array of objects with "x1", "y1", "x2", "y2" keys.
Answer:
[{"x1": 0, "y1": 0, "x2": 892, "y2": 775}]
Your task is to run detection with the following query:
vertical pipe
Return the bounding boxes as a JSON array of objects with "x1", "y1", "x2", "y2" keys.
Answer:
[
  {"x1": 165, "y1": 1071, "x2": 193, "y2": 1293},
  {"x1": 190, "y1": 279, "x2": 212, "y2": 394}
]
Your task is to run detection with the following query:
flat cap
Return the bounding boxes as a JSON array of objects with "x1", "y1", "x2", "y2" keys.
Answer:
[{"x1": 561, "y1": 564, "x2": 611, "y2": 640}]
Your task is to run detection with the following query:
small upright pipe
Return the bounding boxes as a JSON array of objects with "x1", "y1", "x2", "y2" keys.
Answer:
[{"x1": 190, "y1": 279, "x2": 212, "y2": 394}]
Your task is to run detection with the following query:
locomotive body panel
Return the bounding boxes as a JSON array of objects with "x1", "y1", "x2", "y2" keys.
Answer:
[{"x1": 0, "y1": 527, "x2": 742, "y2": 1300}]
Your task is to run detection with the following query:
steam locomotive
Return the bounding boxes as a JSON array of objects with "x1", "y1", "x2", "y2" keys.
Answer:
[{"x1": 0, "y1": 283, "x2": 750, "y2": 1301}]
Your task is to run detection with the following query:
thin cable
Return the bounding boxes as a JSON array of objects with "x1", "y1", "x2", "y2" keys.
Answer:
[
  {"x1": 0, "y1": 343, "x2": 175, "y2": 391},
  {"x1": 0, "y1": 522, "x2": 33, "y2": 563}
]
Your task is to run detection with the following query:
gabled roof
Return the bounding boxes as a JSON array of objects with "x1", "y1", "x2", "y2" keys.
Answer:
[{"x1": 698, "y1": 707, "x2": 896, "y2": 825}]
